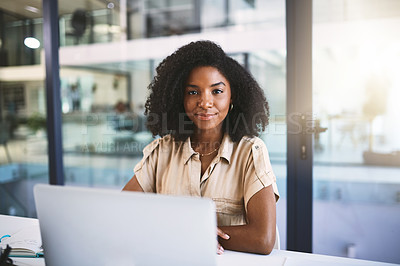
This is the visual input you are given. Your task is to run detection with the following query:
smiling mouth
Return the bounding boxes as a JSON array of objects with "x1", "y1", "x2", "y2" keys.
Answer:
[{"x1": 195, "y1": 113, "x2": 217, "y2": 120}]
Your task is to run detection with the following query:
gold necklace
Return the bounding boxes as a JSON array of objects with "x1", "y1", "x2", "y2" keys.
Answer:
[
  {"x1": 192, "y1": 143, "x2": 220, "y2": 157},
  {"x1": 198, "y1": 147, "x2": 219, "y2": 157}
]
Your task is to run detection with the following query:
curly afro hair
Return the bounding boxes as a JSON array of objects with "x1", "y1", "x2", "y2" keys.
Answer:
[{"x1": 145, "y1": 40, "x2": 270, "y2": 142}]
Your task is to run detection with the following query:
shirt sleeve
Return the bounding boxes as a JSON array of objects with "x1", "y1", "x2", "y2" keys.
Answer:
[
  {"x1": 133, "y1": 138, "x2": 161, "y2": 193},
  {"x1": 243, "y1": 138, "x2": 280, "y2": 212}
]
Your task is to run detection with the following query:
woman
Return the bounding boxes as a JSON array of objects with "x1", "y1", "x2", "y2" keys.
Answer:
[{"x1": 123, "y1": 40, "x2": 279, "y2": 255}]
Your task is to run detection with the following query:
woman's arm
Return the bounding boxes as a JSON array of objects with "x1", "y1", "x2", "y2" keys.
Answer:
[
  {"x1": 122, "y1": 175, "x2": 144, "y2": 192},
  {"x1": 218, "y1": 185, "x2": 276, "y2": 255},
  {"x1": 124, "y1": 175, "x2": 277, "y2": 254}
]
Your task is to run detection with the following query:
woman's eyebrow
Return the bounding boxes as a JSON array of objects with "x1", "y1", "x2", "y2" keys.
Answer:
[
  {"x1": 186, "y1": 84, "x2": 199, "y2": 89},
  {"x1": 185, "y1": 82, "x2": 225, "y2": 88},
  {"x1": 211, "y1": 82, "x2": 226, "y2": 87}
]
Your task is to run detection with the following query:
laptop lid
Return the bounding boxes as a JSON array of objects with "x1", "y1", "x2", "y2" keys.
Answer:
[{"x1": 34, "y1": 184, "x2": 217, "y2": 266}]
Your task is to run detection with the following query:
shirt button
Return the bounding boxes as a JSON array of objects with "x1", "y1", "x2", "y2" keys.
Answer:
[{"x1": 255, "y1": 145, "x2": 259, "y2": 149}]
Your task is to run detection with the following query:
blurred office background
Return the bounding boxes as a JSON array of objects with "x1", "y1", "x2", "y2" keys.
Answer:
[{"x1": 0, "y1": 0, "x2": 399, "y2": 263}]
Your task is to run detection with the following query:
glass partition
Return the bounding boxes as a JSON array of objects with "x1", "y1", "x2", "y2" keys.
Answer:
[
  {"x1": 56, "y1": 0, "x2": 286, "y2": 46},
  {"x1": 0, "y1": 9, "x2": 43, "y2": 66},
  {"x1": 61, "y1": 61, "x2": 153, "y2": 188},
  {"x1": 249, "y1": 50, "x2": 287, "y2": 248},
  {"x1": 312, "y1": 0, "x2": 400, "y2": 263},
  {"x1": 0, "y1": 1, "x2": 48, "y2": 218}
]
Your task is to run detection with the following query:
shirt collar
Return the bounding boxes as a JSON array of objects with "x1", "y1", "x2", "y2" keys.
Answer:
[
  {"x1": 182, "y1": 133, "x2": 233, "y2": 164},
  {"x1": 183, "y1": 137, "x2": 196, "y2": 164},
  {"x1": 219, "y1": 133, "x2": 233, "y2": 164}
]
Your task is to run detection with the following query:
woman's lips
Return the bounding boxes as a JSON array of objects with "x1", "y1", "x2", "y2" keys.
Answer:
[{"x1": 196, "y1": 113, "x2": 216, "y2": 120}]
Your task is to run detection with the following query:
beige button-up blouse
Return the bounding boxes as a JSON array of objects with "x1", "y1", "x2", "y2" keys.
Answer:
[{"x1": 134, "y1": 133, "x2": 279, "y2": 226}]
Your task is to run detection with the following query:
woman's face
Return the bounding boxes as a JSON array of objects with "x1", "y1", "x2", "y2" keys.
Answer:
[{"x1": 184, "y1": 66, "x2": 232, "y2": 132}]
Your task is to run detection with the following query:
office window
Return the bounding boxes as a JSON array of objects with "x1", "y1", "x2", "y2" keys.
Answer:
[
  {"x1": 60, "y1": 61, "x2": 152, "y2": 188},
  {"x1": 312, "y1": 0, "x2": 400, "y2": 263},
  {"x1": 0, "y1": 7, "x2": 42, "y2": 66},
  {"x1": 0, "y1": 1, "x2": 48, "y2": 217}
]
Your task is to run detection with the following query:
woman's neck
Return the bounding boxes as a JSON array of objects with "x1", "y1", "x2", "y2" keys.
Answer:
[{"x1": 191, "y1": 128, "x2": 224, "y2": 150}]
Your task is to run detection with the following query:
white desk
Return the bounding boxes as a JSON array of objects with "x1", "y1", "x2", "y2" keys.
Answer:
[
  {"x1": 1, "y1": 215, "x2": 397, "y2": 266},
  {"x1": 11, "y1": 250, "x2": 397, "y2": 266}
]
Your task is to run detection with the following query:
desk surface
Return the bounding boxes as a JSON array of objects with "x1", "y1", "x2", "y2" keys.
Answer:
[
  {"x1": 2, "y1": 215, "x2": 397, "y2": 266},
  {"x1": 12, "y1": 249, "x2": 397, "y2": 266}
]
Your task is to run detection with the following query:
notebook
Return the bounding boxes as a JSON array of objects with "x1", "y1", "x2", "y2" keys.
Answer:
[
  {"x1": 33, "y1": 184, "x2": 217, "y2": 266},
  {"x1": 0, "y1": 224, "x2": 43, "y2": 257}
]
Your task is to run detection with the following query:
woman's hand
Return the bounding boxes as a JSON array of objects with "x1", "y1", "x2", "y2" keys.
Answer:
[
  {"x1": 217, "y1": 227, "x2": 230, "y2": 255},
  {"x1": 122, "y1": 175, "x2": 144, "y2": 192}
]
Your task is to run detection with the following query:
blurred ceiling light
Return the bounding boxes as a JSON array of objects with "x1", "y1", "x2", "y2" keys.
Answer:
[
  {"x1": 107, "y1": 3, "x2": 115, "y2": 9},
  {"x1": 24, "y1": 37, "x2": 40, "y2": 49},
  {"x1": 25, "y1": 6, "x2": 40, "y2": 13}
]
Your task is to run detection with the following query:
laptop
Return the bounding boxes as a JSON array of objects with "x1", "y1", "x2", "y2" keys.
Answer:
[{"x1": 34, "y1": 184, "x2": 217, "y2": 266}]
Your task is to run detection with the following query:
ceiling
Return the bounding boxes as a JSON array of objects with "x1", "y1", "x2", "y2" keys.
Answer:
[{"x1": 0, "y1": 0, "x2": 114, "y2": 19}]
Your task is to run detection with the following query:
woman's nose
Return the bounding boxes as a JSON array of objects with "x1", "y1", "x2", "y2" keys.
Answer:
[{"x1": 198, "y1": 93, "x2": 213, "y2": 108}]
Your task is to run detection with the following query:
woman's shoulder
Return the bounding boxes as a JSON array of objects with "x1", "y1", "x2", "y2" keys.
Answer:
[
  {"x1": 142, "y1": 134, "x2": 177, "y2": 157},
  {"x1": 237, "y1": 135, "x2": 267, "y2": 151}
]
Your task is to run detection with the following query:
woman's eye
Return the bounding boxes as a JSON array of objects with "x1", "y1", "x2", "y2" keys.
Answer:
[
  {"x1": 213, "y1": 89, "x2": 223, "y2": 94},
  {"x1": 187, "y1": 90, "x2": 198, "y2": 95}
]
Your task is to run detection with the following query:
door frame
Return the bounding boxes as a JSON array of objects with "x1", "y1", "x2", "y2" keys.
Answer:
[{"x1": 286, "y1": 0, "x2": 313, "y2": 252}]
